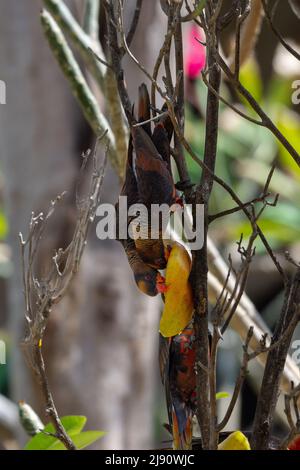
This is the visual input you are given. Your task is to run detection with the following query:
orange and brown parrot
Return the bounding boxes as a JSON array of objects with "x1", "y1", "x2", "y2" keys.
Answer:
[
  {"x1": 116, "y1": 133, "x2": 167, "y2": 296},
  {"x1": 160, "y1": 325, "x2": 196, "y2": 450},
  {"x1": 157, "y1": 243, "x2": 196, "y2": 450},
  {"x1": 116, "y1": 83, "x2": 181, "y2": 294}
]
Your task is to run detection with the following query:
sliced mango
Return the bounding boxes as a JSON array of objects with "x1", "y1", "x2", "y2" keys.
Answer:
[{"x1": 159, "y1": 243, "x2": 194, "y2": 337}]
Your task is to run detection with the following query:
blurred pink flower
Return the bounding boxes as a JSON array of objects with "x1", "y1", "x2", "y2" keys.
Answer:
[{"x1": 184, "y1": 25, "x2": 206, "y2": 80}]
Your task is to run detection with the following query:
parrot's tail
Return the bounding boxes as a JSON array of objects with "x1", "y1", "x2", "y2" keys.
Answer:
[
  {"x1": 171, "y1": 399, "x2": 193, "y2": 450},
  {"x1": 138, "y1": 83, "x2": 151, "y2": 136}
]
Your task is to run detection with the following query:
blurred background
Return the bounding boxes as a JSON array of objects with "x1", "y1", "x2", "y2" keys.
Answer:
[{"x1": 0, "y1": 0, "x2": 299, "y2": 450}]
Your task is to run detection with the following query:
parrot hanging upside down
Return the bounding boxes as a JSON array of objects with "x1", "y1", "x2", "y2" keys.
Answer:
[{"x1": 116, "y1": 83, "x2": 182, "y2": 295}]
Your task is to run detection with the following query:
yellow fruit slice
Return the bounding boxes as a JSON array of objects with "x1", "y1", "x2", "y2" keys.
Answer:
[{"x1": 159, "y1": 243, "x2": 194, "y2": 337}]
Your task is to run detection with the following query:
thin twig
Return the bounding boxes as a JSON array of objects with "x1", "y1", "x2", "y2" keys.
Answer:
[
  {"x1": 126, "y1": 0, "x2": 143, "y2": 47},
  {"x1": 20, "y1": 139, "x2": 107, "y2": 450},
  {"x1": 262, "y1": 0, "x2": 300, "y2": 62}
]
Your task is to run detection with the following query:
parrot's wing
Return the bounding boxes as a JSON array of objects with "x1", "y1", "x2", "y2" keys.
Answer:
[{"x1": 131, "y1": 126, "x2": 175, "y2": 207}]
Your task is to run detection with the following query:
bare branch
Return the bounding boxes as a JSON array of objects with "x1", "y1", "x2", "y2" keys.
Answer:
[
  {"x1": 251, "y1": 269, "x2": 300, "y2": 449},
  {"x1": 126, "y1": 0, "x2": 143, "y2": 47},
  {"x1": 262, "y1": 0, "x2": 300, "y2": 62},
  {"x1": 20, "y1": 139, "x2": 107, "y2": 450}
]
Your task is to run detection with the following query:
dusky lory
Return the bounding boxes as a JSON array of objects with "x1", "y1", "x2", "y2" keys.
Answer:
[
  {"x1": 130, "y1": 84, "x2": 181, "y2": 270},
  {"x1": 116, "y1": 135, "x2": 167, "y2": 296},
  {"x1": 159, "y1": 325, "x2": 196, "y2": 450},
  {"x1": 116, "y1": 83, "x2": 181, "y2": 295}
]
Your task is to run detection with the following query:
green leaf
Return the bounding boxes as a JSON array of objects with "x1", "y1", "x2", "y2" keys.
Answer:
[
  {"x1": 229, "y1": 205, "x2": 300, "y2": 251},
  {"x1": 276, "y1": 110, "x2": 300, "y2": 181},
  {"x1": 216, "y1": 392, "x2": 230, "y2": 400},
  {"x1": 267, "y1": 76, "x2": 295, "y2": 108},
  {"x1": 59, "y1": 415, "x2": 87, "y2": 434},
  {"x1": 0, "y1": 210, "x2": 8, "y2": 240},
  {"x1": 25, "y1": 430, "x2": 61, "y2": 450},
  {"x1": 189, "y1": 0, "x2": 207, "y2": 17},
  {"x1": 24, "y1": 415, "x2": 105, "y2": 450},
  {"x1": 239, "y1": 59, "x2": 263, "y2": 106},
  {"x1": 70, "y1": 431, "x2": 105, "y2": 450}
]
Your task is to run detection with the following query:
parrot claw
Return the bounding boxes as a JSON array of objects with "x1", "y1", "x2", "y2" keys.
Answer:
[
  {"x1": 157, "y1": 282, "x2": 169, "y2": 294},
  {"x1": 156, "y1": 274, "x2": 169, "y2": 294},
  {"x1": 175, "y1": 196, "x2": 184, "y2": 208}
]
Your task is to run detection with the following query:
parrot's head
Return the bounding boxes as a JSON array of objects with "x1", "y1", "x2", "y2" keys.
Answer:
[{"x1": 135, "y1": 269, "x2": 167, "y2": 297}]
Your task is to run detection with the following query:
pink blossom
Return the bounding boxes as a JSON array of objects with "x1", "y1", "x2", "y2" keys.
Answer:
[{"x1": 184, "y1": 25, "x2": 206, "y2": 80}]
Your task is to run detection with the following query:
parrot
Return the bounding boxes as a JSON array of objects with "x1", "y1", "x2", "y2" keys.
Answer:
[
  {"x1": 156, "y1": 241, "x2": 198, "y2": 449},
  {"x1": 159, "y1": 325, "x2": 196, "y2": 450},
  {"x1": 115, "y1": 135, "x2": 167, "y2": 296},
  {"x1": 132, "y1": 83, "x2": 176, "y2": 210},
  {"x1": 116, "y1": 83, "x2": 181, "y2": 294},
  {"x1": 158, "y1": 240, "x2": 219, "y2": 450}
]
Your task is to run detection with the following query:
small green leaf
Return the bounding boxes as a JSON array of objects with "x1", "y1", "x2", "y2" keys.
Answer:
[
  {"x1": 239, "y1": 59, "x2": 263, "y2": 106},
  {"x1": 25, "y1": 431, "x2": 59, "y2": 450},
  {"x1": 0, "y1": 210, "x2": 8, "y2": 240},
  {"x1": 60, "y1": 415, "x2": 87, "y2": 434},
  {"x1": 70, "y1": 431, "x2": 105, "y2": 450},
  {"x1": 216, "y1": 392, "x2": 230, "y2": 400},
  {"x1": 24, "y1": 415, "x2": 105, "y2": 450},
  {"x1": 276, "y1": 110, "x2": 300, "y2": 181}
]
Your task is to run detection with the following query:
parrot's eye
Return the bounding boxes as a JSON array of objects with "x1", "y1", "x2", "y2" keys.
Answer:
[{"x1": 144, "y1": 274, "x2": 151, "y2": 282}]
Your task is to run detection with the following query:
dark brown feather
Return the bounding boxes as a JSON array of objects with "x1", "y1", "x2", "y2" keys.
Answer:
[{"x1": 138, "y1": 83, "x2": 152, "y2": 137}]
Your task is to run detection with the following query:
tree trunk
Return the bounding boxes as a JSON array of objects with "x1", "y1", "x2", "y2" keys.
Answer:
[{"x1": 0, "y1": 0, "x2": 162, "y2": 449}]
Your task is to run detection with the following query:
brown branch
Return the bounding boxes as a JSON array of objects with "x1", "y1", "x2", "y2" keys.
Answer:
[
  {"x1": 191, "y1": 0, "x2": 222, "y2": 450},
  {"x1": 126, "y1": 0, "x2": 143, "y2": 47},
  {"x1": 208, "y1": 193, "x2": 271, "y2": 223},
  {"x1": 104, "y1": 0, "x2": 134, "y2": 124},
  {"x1": 221, "y1": 227, "x2": 258, "y2": 334},
  {"x1": 217, "y1": 327, "x2": 254, "y2": 431},
  {"x1": 33, "y1": 345, "x2": 76, "y2": 450},
  {"x1": 251, "y1": 268, "x2": 300, "y2": 449},
  {"x1": 217, "y1": 52, "x2": 300, "y2": 167},
  {"x1": 173, "y1": 127, "x2": 286, "y2": 280},
  {"x1": 233, "y1": 1, "x2": 251, "y2": 79},
  {"x1": 262, "y1": 0, "x2": 300, "y2": 62},
  {"x1": 229, "y1": 0, "x2": 263, "y2": 72},
  {"x1": 201, "y1": 68, "x2": 263, "y2": 126}
]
